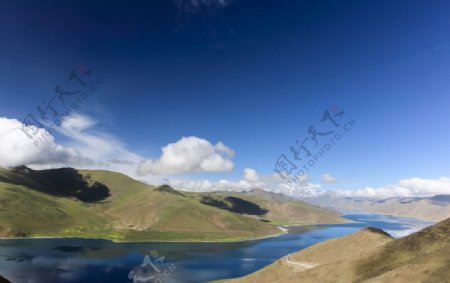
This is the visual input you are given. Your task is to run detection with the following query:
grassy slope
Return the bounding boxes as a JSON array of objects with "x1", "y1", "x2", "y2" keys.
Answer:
[
  {"x1": 82, "y1": 170, "x2": 281, "y2": 241},
  {"x1": 221, "y1": 218, "x2": 450, "y2": 283},
  {"x1": 193, "y1": 188, "x2": 348, "y2": 225},
  {"x1": 230, "y1": 189, "x2": 348, "y2": 225},
  {"x1": 0, "y1": 168, "x2": 281, "y2": 241},
  {"x1": 0, "y1": 181, "x2": 108, "y2": 238},
  {"x1": 0, "y1": 167, "x2": 348, "y2": 241}
]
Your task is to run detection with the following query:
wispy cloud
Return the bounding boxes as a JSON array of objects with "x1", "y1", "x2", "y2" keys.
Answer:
[
  {"x1": 336, "y1": 176, "x2": 450, "y2": 197},
  {"x1": 174, "y1": 0, "x2": 232, "y2": 14},
  {"x1": 55, "y1": 114, "x2": 141, "y2": 165}
]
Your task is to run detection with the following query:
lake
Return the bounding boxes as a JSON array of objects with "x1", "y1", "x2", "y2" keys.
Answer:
[{"x1": 0, "y1": 214, "x2": 433, "y2": 283}]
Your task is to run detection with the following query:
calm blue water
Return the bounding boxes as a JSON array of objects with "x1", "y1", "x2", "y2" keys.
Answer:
[{"x1": 0, "y1": 214, "x2": 433, "y2": 283}]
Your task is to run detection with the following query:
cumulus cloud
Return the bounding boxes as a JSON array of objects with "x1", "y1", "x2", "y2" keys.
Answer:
[
  {"x1": 0, "y1": 117, "x2": 91, "y2": 167},
  {"x1": 336, "y1": 177, "x2": 450, "y2": 197},
  {"x1": 0, "y1": 114, "x2": 144, "y2": 180},
  {"x1": 0, "y1": 115, "x2": 235, "y2": 183},
  {"x1": 321, "y1": 173, "x2": 337, "y2": 183},
  {"x1": 136, "y1": 136, "x2": 234, "y2": 176},
  {"x1": 243, "y1": 168, "x2": 260, "y2": 183}
]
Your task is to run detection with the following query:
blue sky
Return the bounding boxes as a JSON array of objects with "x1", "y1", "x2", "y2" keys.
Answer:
[{"x1": 1, "y1": 0, "x2": 450, "y2": 197}]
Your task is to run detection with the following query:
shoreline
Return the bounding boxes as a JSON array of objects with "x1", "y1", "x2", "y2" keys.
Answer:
[
  {"x1": 0, "y1": 218, "x2": 357, "y2": 244},
  {"x1": 0, "y1": 230, "x2": 288, "y2": 244}
]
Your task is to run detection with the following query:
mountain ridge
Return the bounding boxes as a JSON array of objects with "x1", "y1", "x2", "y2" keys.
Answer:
[
  {"x1": 304, "y1": 194, "x2": 450, "y2": 221},
  {"x1": 0, "y1": 166, "x2": 348, "y2": 242}
]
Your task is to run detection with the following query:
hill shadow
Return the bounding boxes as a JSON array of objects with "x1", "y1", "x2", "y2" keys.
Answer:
[
  {"x1": 200, "y1": 196, "x2": 268, "y2": 216},
  {"x1": 5, "y1": 167, "x2": 110, "y2": 203}
]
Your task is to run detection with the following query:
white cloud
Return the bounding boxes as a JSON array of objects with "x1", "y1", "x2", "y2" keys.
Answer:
[
  {"x1": 0, "y1": 117, "x2": 91, "y2": 168},
  {"x1": 243, "y1": 168, "x2": 260, "y2": 183},
  {"x1": 298, "y1": 174, "x2": 310, "y2": 183},
  {"x1": 56, "y1": 114, "x2": 141, "y2": 165},
  {"x1": 167, "y1": 178, "x2": 252, "y2": 192},
  {"x1": 272, "y1": 182, "x2": 323, "y2": 197},
  {"x1": 215, "y1": 141, "x2": 235, "y2": 157},
  {"x1": 136, "y1": 136, "x2": 234, "y2": 176},
  {"x1": 242, "y1": 167, "x2": 283, "y2": 183},
  {"x1": 321, "y1": 173, "x2": 337, "y2": 183},
  {"x1": 336, "y1": 177, "x2": 450, "y2": 197},
  {"x1": 0, "y1": 115, "x2": 234, "y2": 184},
  {"x1": 163, "y1": 168, "x2": 322, "y2": 197},
  {"x1": 0, "y1": 114, "x2": 144, "y2": 181}
]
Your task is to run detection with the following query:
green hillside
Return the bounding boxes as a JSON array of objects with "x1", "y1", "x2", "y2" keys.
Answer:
[
  {"x1": 193, "y1": 188, "x2": 348, "y2": 225},
  {"x1": 230, "y1": 189, "x2": 348, "y2": 225},
  {"x1": 0, "y1": 166, "x2": 347, "y2": 242}
]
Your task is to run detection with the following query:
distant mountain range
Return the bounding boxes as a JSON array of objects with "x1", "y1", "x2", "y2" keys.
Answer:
[
  {"x1": 222, "y1": 217, "x2": 450, "y2": 283},
  {"x1": 0, "y1": 166, "x2": 347, "y2": 242},
  {"x1": 202, "y1": 188, "x2": 347, "y2": 226},
  {"x1": 303, "y1": 194, "x2": 450, "y2": 222}
]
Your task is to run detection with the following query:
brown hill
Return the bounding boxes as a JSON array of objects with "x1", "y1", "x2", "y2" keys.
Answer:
[
  {"x1": 222, "y1": 218, "x2": 450, "y2": 283},
  {"x1": 306, "y1": 194, "x2": 450, "y2": 222}
]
